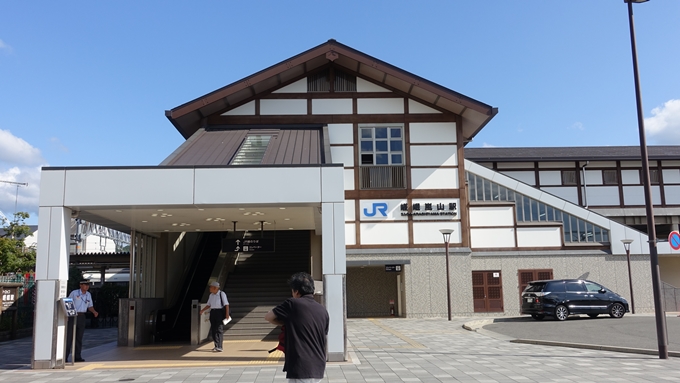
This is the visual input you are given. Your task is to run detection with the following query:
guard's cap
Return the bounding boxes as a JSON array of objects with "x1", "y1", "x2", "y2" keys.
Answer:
[
  {"x1": 209, "y1": 281, "x2": 220, "y2": 288},
  {"x1": 79, "y1": 280, "x2": 90, "y2": 284}
]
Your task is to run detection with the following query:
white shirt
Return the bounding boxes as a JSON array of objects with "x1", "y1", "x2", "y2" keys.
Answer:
[
  {"x1": 207, "y1": 290, "x2": 229, "y2": 309},
  {"x1": 68, "y1": 289, "x2": 93, "y2": 313}
]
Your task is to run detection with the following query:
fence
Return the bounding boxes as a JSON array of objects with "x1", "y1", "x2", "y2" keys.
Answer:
[{"x1": 662, "y1": 281, "x2": 680, "y2": 312}]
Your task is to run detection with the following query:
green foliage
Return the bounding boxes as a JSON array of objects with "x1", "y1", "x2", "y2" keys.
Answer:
[
  {"x1": 68, "y1": 266, "x2": 84, "y2": 293},
  {"x1": 0, "y1": 212, "x2": 36, "y2": 274},
  {"x1": 94, "y1": 284, "x2": 128, "y2": 317}
]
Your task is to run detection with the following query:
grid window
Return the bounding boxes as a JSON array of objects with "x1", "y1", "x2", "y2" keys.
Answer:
[
  {"x1": 603, "y1": 169, "x2": 618, "y2": 185},
  {"x1": 649, "y1": 169, "x2": 660, "y2": 184},
  {"x1": 562, "y1": 170, "x2": 577, "y2": 185},
  {"x1": 360, "y1": 126, "x2": 404, "y2": 165}
]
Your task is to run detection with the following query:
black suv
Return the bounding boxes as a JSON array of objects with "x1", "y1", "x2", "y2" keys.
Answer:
[{"x1": 521, "y1": 279, "x2": 629, "y2": 321}]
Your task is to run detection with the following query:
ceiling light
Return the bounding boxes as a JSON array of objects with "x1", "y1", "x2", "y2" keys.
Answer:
[
  {"x1": 198, "y1": 208, "x2": 204, "y2": 211},
  {"x1": 284, "y1": 218, "x2": 290, "y2": 221},
  {"x1": 206, "y1": 218, "x2": 213, "y2": 221},
  {"x1": 289, "y1": 228, "x2": 294, "y2": 230},
  {"x1": 164, "y1": 229, "x2": 169, "y2": 232},
  {"x1": 172, "y1": 223, "x2": 178, "y2": 226},
  {"x1": 157, "y1": 209, "x2": 164, "y2": 212},
  {"x1": 115, "y1": 210, "x2": 122, "y2": 213},
  {"x1": 279, "y1": 207, "x2": 286, "y2": 210},
  {"x1": 239, "y1": 208, "x2": 245, "y2": 211},
  {"x1": 142, "y1": 220, "x2": 148, "y2": 223},
  {"x1": 152, "y1": 214, "x2": 158, "y2": 217}
]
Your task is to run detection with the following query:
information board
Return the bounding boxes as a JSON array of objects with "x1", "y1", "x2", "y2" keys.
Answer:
[
  {"x1": 61, "y1": 297, "x2": 78, "y2": 317},
  {"x1": 222, "y1": 237, "x2": 275, "y2": 253}
]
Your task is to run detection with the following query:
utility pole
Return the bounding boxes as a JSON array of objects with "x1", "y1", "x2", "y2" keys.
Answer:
[{"x1": 0, "y1": 180, "x2": 29, "y2": 220}]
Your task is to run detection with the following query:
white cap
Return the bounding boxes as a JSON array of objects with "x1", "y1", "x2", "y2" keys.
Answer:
[{"x1": 209, "y1": 281, "x2": 220, "y2": 287}]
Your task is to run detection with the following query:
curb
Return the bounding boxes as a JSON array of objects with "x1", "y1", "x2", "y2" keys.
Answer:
[{"x1": 462, "y1": 318, "x2": 678, "y2": 358}]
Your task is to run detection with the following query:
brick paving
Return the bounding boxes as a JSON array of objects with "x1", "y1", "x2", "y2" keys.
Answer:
[{"x1": 1, "y1": 318, "x2": 680, "y2": 382}]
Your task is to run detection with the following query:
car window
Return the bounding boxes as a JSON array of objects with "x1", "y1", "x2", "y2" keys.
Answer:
[
  {"x1": 546, "y1": 281, "x2": 565, "y2": 292},
  {"x1": 565, "y1": 281, "x2": 586, "y2": 292},
  {"x1": 524, "y1": 283, "x2": 546, "y2": 292},
  {"x1": 584, "y1": 282, "x2": 602, "y2": 292}
]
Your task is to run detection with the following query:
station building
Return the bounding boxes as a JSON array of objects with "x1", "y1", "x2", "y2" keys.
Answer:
[{"x1": 33, "y1": 39, "x2": 676, "y2": 368}]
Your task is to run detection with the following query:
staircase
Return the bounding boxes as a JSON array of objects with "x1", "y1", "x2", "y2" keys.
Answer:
[{"x1": 222, "y1": 231, "x2": 311, "y2": 340}]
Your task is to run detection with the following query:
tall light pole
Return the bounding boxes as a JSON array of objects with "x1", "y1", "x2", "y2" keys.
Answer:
[
  {"x1": 439, "y1": 228, "x2": 454, "y2": 321},
  {"x1": 624, "y1": 0, "x2": 668, "y2": 359},
  {"x1": 0, "y1": 180, "x2": 28, "y2": 221},
  {"x1": 621, "y1": 239, "x2": 636, "y2": 314}
]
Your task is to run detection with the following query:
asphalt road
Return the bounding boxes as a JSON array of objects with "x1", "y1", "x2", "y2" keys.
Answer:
[{"x1": 484, "y1": 314, "x2": 680, "y2": 353}]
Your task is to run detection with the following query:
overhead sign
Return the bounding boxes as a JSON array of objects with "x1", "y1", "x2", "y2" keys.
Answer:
[
  {"x1": 385, "y1": 264, "x2": 402, "y2": 272},
  {"x1": 222, "y1": 238, "x2": 275, "y2": 253},
  {"x1": 670, "y1": 231, "x2": 680, "y2": 251}
]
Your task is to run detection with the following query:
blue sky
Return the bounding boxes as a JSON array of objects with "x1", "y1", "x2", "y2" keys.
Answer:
[{"x1": 1, "y1": 1, "x2": 679, "y2": 224}]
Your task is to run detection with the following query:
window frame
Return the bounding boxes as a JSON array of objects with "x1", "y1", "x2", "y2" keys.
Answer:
[{"x1": 359, "y1": 124, "x2": 405, "y2": 166}]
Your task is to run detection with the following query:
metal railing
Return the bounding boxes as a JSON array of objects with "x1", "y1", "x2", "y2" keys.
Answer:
[{"x1": 360, "y1": 165, "x2": 406, "y2": 190}]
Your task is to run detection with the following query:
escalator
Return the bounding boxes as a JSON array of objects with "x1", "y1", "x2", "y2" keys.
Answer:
[{"x1": 154, "y1": 231, "x2": 223, "y2": 342}]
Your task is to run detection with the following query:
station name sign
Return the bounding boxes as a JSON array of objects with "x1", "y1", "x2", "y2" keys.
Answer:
[
  {"x1": 222, "y1": 238, "x2": 275, "y2": 253},
  {"x1": 400, "y1": 202, "x2": 457, "y2": 216}
]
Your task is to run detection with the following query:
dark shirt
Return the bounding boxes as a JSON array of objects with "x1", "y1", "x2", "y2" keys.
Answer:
[{"x1": 272, "y1": 295, "x2": 329, "y2": 379}]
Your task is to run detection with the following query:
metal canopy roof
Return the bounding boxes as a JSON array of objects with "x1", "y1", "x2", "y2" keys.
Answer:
[
  {"x1": 465, "y1": 146, "x2": 680, "y2": 162},
  {"x1": 166, "y1": 39, "x2": 497, "y2": 141}
]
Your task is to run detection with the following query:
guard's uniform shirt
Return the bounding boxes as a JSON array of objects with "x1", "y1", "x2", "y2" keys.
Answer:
[{"x1": 68, "y1": 289, "x2": 93, "y2": 314}]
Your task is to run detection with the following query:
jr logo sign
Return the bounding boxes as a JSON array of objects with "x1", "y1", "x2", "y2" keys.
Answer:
[{"x1": 363, "y1": 202, "x2": 388, "y2": 217}]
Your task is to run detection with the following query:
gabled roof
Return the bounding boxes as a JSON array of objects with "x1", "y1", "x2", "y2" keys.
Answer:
[
  {"x1": 166, "y1": 39, "x2": 497, "y2": 140},
  {"x1": 465, "y1": 146, "x2": 680, "y2": 162}
]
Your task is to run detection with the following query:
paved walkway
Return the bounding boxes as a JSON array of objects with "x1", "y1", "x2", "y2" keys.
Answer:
[{"x1": 2, "y1": 318, "x2": 680, "y2": 382}]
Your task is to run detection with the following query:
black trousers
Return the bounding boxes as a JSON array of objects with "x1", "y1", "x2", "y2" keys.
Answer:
[
  {"x1": 66, "y1": 314, "x2": 86, "y2": 360},
  {"x1": 209, "y1": 309, "x2": 224, "y2": 349}
]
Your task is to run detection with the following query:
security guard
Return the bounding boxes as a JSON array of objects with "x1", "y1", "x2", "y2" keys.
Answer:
[{"x1": 66, "y1": 280, "x2": 98, "y2": 362}]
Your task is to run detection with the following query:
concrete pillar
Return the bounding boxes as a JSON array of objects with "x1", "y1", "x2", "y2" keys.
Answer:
[
  {"x1": 322, "y1": 201, "x2": 346, "y2": 362},
  {"x1": 33, "y1": 207, "x2": 71, "y2": 369}
]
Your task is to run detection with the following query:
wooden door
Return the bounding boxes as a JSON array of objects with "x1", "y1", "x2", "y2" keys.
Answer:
[
  {"x1": 518, "y1": 269, "x2": 554, "y2": 296},
  {"x1": 472, "y1": 271, "x2": 504, "y2": 313}
]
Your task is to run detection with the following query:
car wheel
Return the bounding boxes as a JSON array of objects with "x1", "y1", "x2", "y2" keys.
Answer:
[
  {"x1": 531, "y1": 314, "x2": 545, "y2": 320},
  {"x1": 609, "y1": 303, "x2": 625, "y2": 319},
  {"x1": 555, "y1": 305, "x2": 569, "y2": 321},
  {"x1": 588, "y1": 314, "x2": 599, "y2": 318}
]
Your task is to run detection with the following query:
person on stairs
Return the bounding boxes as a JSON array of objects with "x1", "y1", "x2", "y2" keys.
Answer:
[{"x1": 199, "y1": 281, "x2": 230, "y2": 352}]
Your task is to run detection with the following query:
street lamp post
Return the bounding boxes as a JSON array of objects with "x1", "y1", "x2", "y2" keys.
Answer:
[
  {"x1": 439, "y1": 229, "x2": 454, "y2": 321},
  {"x1": 624, "y1": 0, "x2": 668, "y2": 359},
  {"x1": 621, "y1": 239, "x2": 636, "y2": 314}
]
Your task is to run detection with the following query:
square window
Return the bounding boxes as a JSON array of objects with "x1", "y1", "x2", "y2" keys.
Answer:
[
  {"x1": 375, "y1": 141, "x2": 388, "y2": 152},
  {"x1": 603, "y1": 170, "x2": 618, "y2": 185},
  {"x1": 562, "y1": 170, "x2": 577, "y2": 185},
  {"x1": 361, "y1": 129, "x2": 372, "y2": 138},
  {"x1": 375, "y1": 127, "x2": 388, "y2": 139},
  {"x1": 376, "y1": 154, "x2": 388, "y2": 164},
  {"x1": 390, "y1": 140, "x2": 402, "y2": 151},
  {"x1": 360, "y1": 141, "x2": 373, "y2": 152},
  {"x1": 361, "y1": 154, "x2": 373, "y2": 165},
  {"x1": 390, "y1": 128, "x2": 402, "y2": 138},
  {"x1": 391, "y1": 154, "x2": 402, "y2": 164}
]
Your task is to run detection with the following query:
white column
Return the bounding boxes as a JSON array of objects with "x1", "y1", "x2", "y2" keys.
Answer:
[
  {"x1": 322, "y1": 201, "x2": 346, "y2": 362},
  {"x1": 33, "y1": 207, "x2": 71, "y2": 369}
]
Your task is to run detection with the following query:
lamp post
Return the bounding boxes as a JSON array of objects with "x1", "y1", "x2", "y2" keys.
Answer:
[
  {"x1": 624, "y1": 0, "x2": 668, "y2": 359},
  {"x1": 621, "y1": 239, "x2": 636, "y2": 314},
  {"x1": 439, "y1": 228, "x2": 454, "y2": 321}
]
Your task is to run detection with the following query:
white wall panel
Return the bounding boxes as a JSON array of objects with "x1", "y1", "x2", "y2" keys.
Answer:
[
  {"x1": 470, "y1": 228, "x2": 515, "y2": 248},
  {"x1": 343, "y1": 169, "x2": 355, "y2": 190},
  {"x1": 540, "y1": 187, "x2": 579, "y2": 205},
  {"x1": 357, "y1": 77, "x2": 390, "y2": 92},
  {"x1": 260, "y1": 99, "x2": 307, "y2": 115},
  {"x1": 582, "y1": 170, "x2": 603, "y2": 185},
  {"x1": 539, "y1": 171, "x2": 561, "y2": 186},
  {"x1": 583, "y1": 186, "x2": 619, "y2": 206},
  {"x1": 359, "y1": 199, "x2": 407, "y2": 221},
  {"x1": 411, "y1": 168, "x2": 458, "y2": 189},
  {"x1": 312, "y1": 99, "x2": 352, "y2": 115},
  {"x1": 408, "y1": 99, "x2": 441, "y2": 114},
  {"x1": 413, "y1": 222, "x2": 461, "y2": 244},
  {"x1": 322, "y1": 203, "x2": 335, "y2": 275},
  {"x1": 321, "y1": 166, "x2": 345, "y2": 203},
  {"x1": 621, "y1": 161, "x2": 642, "y2": 167},
  {"x1": 327, "y1": 124, "x2": 354, "y2": 144},
  {"x1": 221, "y1": 101, "x2": 255, "y2": 116},
  {"x1": 39, "y1": 170, "x2": 66, "y2": 206},
  {"x1": 539, "y1": 161, "x2": 577, "y2": 168},
  {"x1": 64, "y1": 169, "x2": 195, "y2": 206},
  {"x1": 496, "y1": 162, "x2": 534, "y2": 169},
  {"x1": 357, "y1": 98, "x2": 404, "y2": 114},
  {"x1": 623, "y1": 185, "x2": 662, "y2": 205},
  {"x1": 344, "y1": 200, "x2": 355, "y2": 221},
  {"x1": 470, "y1": 206, "x2": 514, "y2": 227},
  {"x1": 410, "y1": 145, "x2": 457, "y2": 166},
  {"x1": 333, "y1": 203, "x2": 346, "y2": 274},
  {"x1": 517, "y1": 227, "x2": 562, "y2": 247},
  {"x1": 345, "y1": 223, "x2": 356, "y2": 245},
  {"x1": 330, "y1": 147, "x2": 354, "y2": 167},
  {"x1": 33, "y1": 280, "x2": 56, "y2": 360},
  {"x1": 272, "y1": 79, "x2": 306, "y2": 93},
  {"x1": 663, "y1": 169, "x2": 680, "y2": 184},
  {"x1": 589, "y1": 161, "x2": 617, "y2": 168},
  {"x1": 360, "y1": 222, "x2": 409, "y2": 245},
  {"x1": 666, "y1": 186, "x2": 680, "y2": 204},
  {"x1": 500, "y1": 171, "x2": 535, "y2": 186},
  {"x1": 324, "y1": 274, "x2": 345, "y2": 357},
  {"x1": 621, "y1": 169, "x2": 640, "y2": 184},
  {"x1": 409, "y1": 122, "x2": 456, "y2": 143},
  {"x1": 196, "y1": 168, "x2": 321, "y2": 204},
  {"x1": 664, "y1": 161, "x2": 680, "y2": 167}
]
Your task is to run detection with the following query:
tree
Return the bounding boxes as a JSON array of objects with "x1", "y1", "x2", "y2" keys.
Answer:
[{"x1": 0, "y1": 212, "x2": 36, "y2": 274}]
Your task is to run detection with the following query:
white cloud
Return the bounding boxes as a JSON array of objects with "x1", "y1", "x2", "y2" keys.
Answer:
[
  {"x1": 646, "y1": 99, "x2": 680, "y2": 145},
  {"x1": 0, "y1": 130, "x2": 45, "y2": 221},
  {"x1": 0, "y1": 129, "x2": 45, "y2": 165},
  {"x1": 568, "y1": 122, "x2": 584, "y2": 131},
  {"x1": 0, "y1": 39, "x2": 12, "y2": 54},
  {"x1": 482, "y1": 142, "x2": 496, "y2": 148}
]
